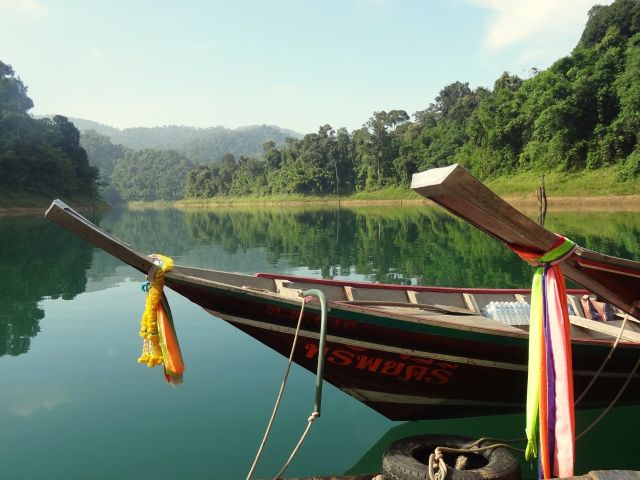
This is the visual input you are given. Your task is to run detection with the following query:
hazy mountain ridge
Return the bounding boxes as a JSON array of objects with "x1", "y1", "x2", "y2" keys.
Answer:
[{"x1": 68, "y1": 117, "x2": 302, "y2": 163}]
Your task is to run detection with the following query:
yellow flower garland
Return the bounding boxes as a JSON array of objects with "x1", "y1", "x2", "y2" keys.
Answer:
[{"x1": 138, "y1": 254, "x2": 174, "y2": 367}]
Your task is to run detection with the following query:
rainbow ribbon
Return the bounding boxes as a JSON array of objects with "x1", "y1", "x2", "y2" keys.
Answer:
[{"x1": 510, "y1": 236, "x2": 576, "y2": 479}]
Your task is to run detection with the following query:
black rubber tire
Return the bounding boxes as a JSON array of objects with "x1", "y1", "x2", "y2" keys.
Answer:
[{"x1": 381, "y1": 434, "x2": 521, "y2": 480}]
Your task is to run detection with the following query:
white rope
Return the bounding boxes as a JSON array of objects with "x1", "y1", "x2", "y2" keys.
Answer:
[
  {"x1": 272, "y1": 412, "x2": 319, "y2": 480},
  {"x1": 244, "y1": 298, "x2": 306, "y2": 480},
  {"x1": 427, "y1": 442, "x2": 523, "y2": 480},
  {"x1": 576, "y1": 353, "x2": 640, "y2": 441},
  {"x1": 575, "y1": 314, "x2": 629, "y2": 405},
  {"x1": 572, "y1": 312, "x2": 640, "y2": 439}
]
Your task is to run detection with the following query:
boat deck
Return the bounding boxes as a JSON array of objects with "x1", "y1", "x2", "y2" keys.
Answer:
[{"x1": 173, "y1": 266, "x2": 640, "y2": 344}]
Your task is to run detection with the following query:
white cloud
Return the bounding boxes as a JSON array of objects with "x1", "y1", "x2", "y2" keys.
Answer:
[
  {"x1": 3, "y1": 383, "x2": 72, "y2": 417},
  {"x1": 468, "y1": 0, "x2": 613, "y2": 51},
  {"x1": 0, "y1": 0, "x2": 49, "y2": 16}
]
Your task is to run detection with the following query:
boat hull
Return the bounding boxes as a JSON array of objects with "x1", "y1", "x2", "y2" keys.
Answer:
[{"x1": 166, "y1": 275, "x2": 640, "y2": 421}]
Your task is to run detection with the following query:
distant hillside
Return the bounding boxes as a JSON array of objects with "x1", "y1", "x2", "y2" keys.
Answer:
[
  {"x1": 67, "y1": 118, "x2": 122, "y2": 138},
  {"x1": 68, "y1": 118, "x2": 302, "y2": 163}
]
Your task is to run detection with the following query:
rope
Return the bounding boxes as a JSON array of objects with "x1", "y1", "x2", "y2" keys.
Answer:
[
  {"x1": 244, "y1": 298, "x2": 306, "y2": 480},
  {"x1": 245, "y1": 290, "x2": 328, "y2": 480},
  {"x1": 272, "y1": 412, "x2": 319, "y2": 480},
  {"x1": 576, "y1": 352, "x2": 640, "y2": 441},
  {"x1": 425, "y1": 312, "x2": 638, "y2": 480},
  {"x1": 427, "y1": 441, "x2": 525, "y2": 480},
  {"x1": 575, "y1": 314, "x2": 629, "y2": 406},
  {"x1": 272, "y1": 289, "x2": 328, "y2": 480}
]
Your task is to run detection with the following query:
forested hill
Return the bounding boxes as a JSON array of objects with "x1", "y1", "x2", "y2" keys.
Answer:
[
  {"x1": 68, "y1": 118, "x2": 301, "y2": 163},
  {"x1": 3, "y1": 0, "x2": 640, "y2": 206},
  {"x1": 0, "y1": 62, "x2": 99, "y2": 206},
  {"x1": 184, "y1": 0, "x2": 640, "y2": 199}
]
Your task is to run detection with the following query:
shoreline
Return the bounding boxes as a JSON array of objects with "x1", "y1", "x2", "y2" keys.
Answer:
[
  {"x1": 119, "y1": 194, "x2": 640, "y2": 212},
  {"x1": 0, "y1": 203, "x2": 110, "y2": 216},
  {"x1": 4, "y1": 194, "x2": 640, "y2": 215}
]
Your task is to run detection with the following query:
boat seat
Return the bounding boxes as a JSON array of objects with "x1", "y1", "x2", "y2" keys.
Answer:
[
  {"x1": 407, "y1": 290, "x2": 468, "y2": 309},
  {"x1": 275, "y1": 280, "x2": 346, "y2": 301},
  {"x1": 468, "y1": 292, "x2": 589, "y2": 318},
  {"x1": 346, "y1": 286, "x2": 410, "y2": 303}
]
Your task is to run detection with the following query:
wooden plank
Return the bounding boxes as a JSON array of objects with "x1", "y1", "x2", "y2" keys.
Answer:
[
  {"x1": 407, "y1": 290, "x2": 419, "y2": 304},
  {"x1": 569, "y1": 316, "x2": 640, "y2": 343},
  {"x1": 45, "y1": 199, "x2": 153, "y2": 275},
  {"x1": 409, "y1": 290, "x2": 468, "y2": 309},
  {"x1": 566, "y1": 295, "x2": 585, "y2": 317},
  {"x1": 344, "y1": 285, "x2": 355, "y2": 301},
  {"x1": 463, "y1": 293, "x2": 480, "y2": 313},
  {"x1": 349, "y1": 287, "x2": 409, "y2": 303},
  {"x1": 412, "y1": 164, "x2": 559, "y2": 250},
  {"x1": 335, "y1": 301, "x2": 477, "y2": 316},
  {"x1": 411, "y1": 164, "x2": 640, "y2": 317}
]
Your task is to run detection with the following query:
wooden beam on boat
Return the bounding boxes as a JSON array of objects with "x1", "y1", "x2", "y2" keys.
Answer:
[
  {"x1": 569, "y1": 316, "x2": 640, "y2": 343},
  {"x1": 45, "y1": 199, "x2": 154, "y2": 275},
  {"x1": 411, "y1": 164, "x2": 640, "y2": 317}
]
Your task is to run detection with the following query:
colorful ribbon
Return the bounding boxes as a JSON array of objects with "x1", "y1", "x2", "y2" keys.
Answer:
[
  {"x1": 137, "y1": 254, "x2": 185, "y2": 384},
  {"x1": 510, "y1": 236, "x2": 576, "y2": 479}
]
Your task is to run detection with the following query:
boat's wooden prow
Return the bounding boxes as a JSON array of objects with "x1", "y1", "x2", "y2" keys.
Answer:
[
  {"x1": 411, "y1": 164, "x2": 559, "y2": 251},
  {"x1": 45, "y1": 199, "x2": 154, "y2": 275},
  {"x1": 411, "y1": 164, "x2": 640, "y2": 317}
]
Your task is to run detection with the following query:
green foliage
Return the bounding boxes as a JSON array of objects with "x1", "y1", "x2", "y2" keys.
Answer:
[
  {"x1": 80, "y1": 129, "x2": 128, "y2": 181},
  {"x1": 579, "y1": 0, "x2": 640, "y2": 47},
  {"x1": 185, "y1": 2, "x2": 640, "y2": 204},
  {"x1": 110, "y1": 149, "x2": 194, "y2": 201},
  {"x1": 617, "y1": 149, "x2": 640, "y2": 180},
  {"x1": 0, "y1": 60, "x2": 100, "y2": 203},
  {"x1": 10, "y1": 1, "x2": 640, "y2": 205}
]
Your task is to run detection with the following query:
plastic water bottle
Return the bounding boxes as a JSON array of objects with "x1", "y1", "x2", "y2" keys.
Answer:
[{"x1": 482, "y1": 301, "x2": 530, "y2": 325}]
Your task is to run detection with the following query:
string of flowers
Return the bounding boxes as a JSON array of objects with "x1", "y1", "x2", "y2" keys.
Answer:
[{"x1": 138, "y1": 254, "x2": 174, "y2": 367}]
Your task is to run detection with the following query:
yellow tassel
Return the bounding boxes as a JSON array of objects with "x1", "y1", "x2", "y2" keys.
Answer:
[{"x1": 138, "y1": 254, "x2": 174, "y2": 368}]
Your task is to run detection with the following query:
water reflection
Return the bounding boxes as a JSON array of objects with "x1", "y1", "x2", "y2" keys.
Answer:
[
  {"x1": 178, "y1": 206, "x2": 535, "y2": 286},
  {"x1": 347, "y1": 404, "x2": 640, "y2": 477},
  {"x1": 3, "y1": 206, "x2": 640, "y2": 359},
  {"x1": 0, "y1": 216, "x2": 95, "y2": 356},
  {"x1": 2, "y1": 205, "x2": 640, "y2": 478}
]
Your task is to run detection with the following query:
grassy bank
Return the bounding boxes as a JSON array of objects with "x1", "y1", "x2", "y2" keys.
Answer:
[
  {"x1": 173, "y1": 168, "x2": 640, "y2": 207},
  {"x1": 486, "y1": 167, "x2": 640, "y2": 196},
  {"x1": 0, "y1": 189, "x2": 109, "y2": 213},
  {"x1": 3, "y1": 167, "x2": 639, "y2": 213},
  {"x1": 171, "y1": 185, "x2": 419, "y2": 208}
]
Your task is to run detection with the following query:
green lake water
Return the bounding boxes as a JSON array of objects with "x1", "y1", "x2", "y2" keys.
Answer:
[{"x1": 1, "y1": 205, "x2": 640, "y2": 479}]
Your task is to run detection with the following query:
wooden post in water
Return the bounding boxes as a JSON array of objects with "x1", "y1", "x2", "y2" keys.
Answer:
[{"x1": 537, "y1": 174, "x2": 547, "y2": 227}]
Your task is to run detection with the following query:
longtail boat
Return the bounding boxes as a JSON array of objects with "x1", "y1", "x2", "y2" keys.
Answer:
[{"x1": 45, "y1": 165, "x2": 640, "y2": 421}]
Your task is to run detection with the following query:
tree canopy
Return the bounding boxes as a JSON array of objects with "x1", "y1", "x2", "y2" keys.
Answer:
[
  {"x1": 0, "y1": 60, "x2": 99, "y2": 200},
  {"x1": 184, "y1": 0, "x2": 640, "y2": 199},
  {"x1": 5, "y1": 0, "x2": 640, "y2": 204}
]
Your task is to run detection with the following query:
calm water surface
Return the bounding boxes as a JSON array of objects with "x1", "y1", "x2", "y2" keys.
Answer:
[{"x1": 1, "y1": 205, "x2": 640, "y2": 479}]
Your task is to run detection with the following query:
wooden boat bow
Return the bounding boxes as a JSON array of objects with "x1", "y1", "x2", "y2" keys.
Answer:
[
  {"x1": 411, "y1": 164, "x2": 640, "y2": 317},
  {"x1": 45, "y1": 199, "x2": 155, "y2": 275}
]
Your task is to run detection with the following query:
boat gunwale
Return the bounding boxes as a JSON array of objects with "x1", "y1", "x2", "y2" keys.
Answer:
[
  {"x1": 165, "y1": 267, "x2": 640, "y2": 351},
  {"x1": 166, "y1": 268, "x2": 531, "y2": 340}
]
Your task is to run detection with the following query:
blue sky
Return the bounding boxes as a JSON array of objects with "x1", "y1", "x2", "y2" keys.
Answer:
[{"x1": 0, "y1": 0, "x2": 611, "y2": 134}]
